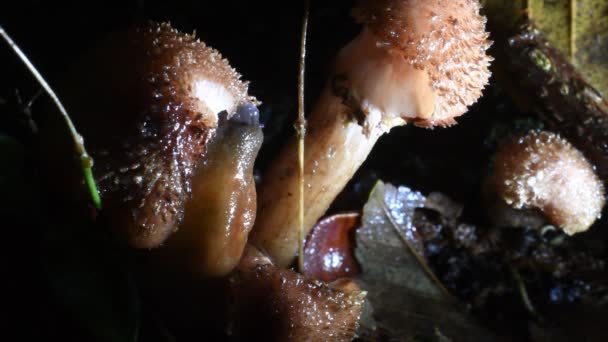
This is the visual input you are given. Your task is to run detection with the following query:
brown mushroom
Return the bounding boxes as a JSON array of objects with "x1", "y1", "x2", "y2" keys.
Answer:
[
  {"x1": 302, "y1": 212, "x2": 361, "y2": 283},
  {"x1": 492, "y1": 130, "x2": 605, "y2": 235},
  {"x1": 61, "y1": 22, "x2": 254, "y2": 248},
  {"x1": 229, "y1": 245, "x2": 365, "y2": 341},
  {"x1": 251, "y1": 0, "x2": 492, "y2": 266}
]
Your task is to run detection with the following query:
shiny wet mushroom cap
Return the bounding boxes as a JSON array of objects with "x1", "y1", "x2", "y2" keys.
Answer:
[
  {"x1": 62, "y1": 22, "x2": 253, "y2": 248},
  {"x1": 229, "y1": 245, "x2": 365, "y2": 341},
  {"x1": 493, "y1": 130, "x2": 605, "y2": 235}
]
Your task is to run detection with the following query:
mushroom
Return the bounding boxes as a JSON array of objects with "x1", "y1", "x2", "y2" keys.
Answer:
[
  {"x1": 228, "y1": 245, "x2": 365, "y2": 341},
  {"x1": 61, "y1": 22, "x2": 255, "y2": 248},
  {"x1": 302, "y1": 212, "x2": 361, "y2": 283},
  {"x1": 251, "y1": 0, "x2": 492, "y2": 266},
  {"x1": 492, "y1": 130, "x2": 605, "y2": 235}
]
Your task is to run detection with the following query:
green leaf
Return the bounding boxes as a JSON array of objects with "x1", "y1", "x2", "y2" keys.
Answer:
[
  {"x1": 42, "y1": 223, "x2": 140, "y2": 342},
  {"x1": 355, "y1": 181, "x2": 496, "y2": 341}
]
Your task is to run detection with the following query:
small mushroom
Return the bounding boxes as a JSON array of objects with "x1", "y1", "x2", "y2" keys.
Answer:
[
  {"x1": 252, "y1": 0, "x2": 492, "y2": 266},
  {"x1": 492, "y1": 130, "x2": 605, "y2": 235},
  {"x1": 61, "y1": 22, "x2": 254, "y2": 248}
]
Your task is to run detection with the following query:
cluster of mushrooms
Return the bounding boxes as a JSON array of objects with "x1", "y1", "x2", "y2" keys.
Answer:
[{"x1": 57, "y1": 0, "x2": 605, "y2": 340}]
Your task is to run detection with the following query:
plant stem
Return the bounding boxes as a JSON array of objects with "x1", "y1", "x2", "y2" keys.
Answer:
[{"x1": 0, "y1": 25, "x2": 101, "y2": 209}]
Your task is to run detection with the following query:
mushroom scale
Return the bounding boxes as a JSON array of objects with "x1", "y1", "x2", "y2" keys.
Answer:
[{"x1": 349, "y1": 0, "x2": 493, "y2": 127}]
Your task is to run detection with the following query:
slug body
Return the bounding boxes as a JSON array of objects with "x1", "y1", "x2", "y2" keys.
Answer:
[
  {"x1": 163, "y1": 105, "x2": 263, "y2": 277},
  {"x1": 61, "y1": 22, "x2": 252, "y2": 248}
]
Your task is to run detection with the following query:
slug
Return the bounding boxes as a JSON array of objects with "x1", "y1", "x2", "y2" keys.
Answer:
[{"x1": 161, "y1": 103, "x2": 263, "y2": 277}]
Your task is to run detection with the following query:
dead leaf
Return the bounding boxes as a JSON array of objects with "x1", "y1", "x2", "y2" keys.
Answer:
[{"x1": 355, "y1": 181, "x2": 496, "y2": 341}]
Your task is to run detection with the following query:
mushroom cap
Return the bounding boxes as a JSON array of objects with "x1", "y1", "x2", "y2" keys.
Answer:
[
  {"x1": 132, "y1": 22, "x2": 251, "y2": 127},
  {"x1": 63, "y1": 22, "x2": 252, "y2": 248},
  {"x1": 348, "y1": 0, "x2": 492, "y2": 127},
  {"x1": 494, "y1": 131, "x2": 605, "y2": 235},
  {"x1": 229, "y1": 246, "x2": 365, "y2": 341}
]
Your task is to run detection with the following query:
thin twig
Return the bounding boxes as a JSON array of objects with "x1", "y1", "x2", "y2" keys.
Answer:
[
  {"x1": 297, "y1": 0, "x2": 310, "y2": 272},
  {"x1": 0, "y1": 25, "x2": 101, "y2": 209}
]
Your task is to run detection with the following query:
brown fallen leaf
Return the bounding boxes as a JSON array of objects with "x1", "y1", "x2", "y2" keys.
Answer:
[{"x1": 355, "y1": 181, "x2": 498, "y2": 341}]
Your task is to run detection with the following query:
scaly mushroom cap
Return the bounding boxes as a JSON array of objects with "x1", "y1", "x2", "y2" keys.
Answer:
[
  {"x1": 229, "y1": 246, "x2": 365, "y2": 341},
  {"x1": 339, "y1": 0, "x2": 492, "y2": 127},
  {"x1": 63, "y1": 22, "x2": 252, "y2": 248},
  {"x1": 494, "y1": 131, "x2": 605, "y2": 235}
]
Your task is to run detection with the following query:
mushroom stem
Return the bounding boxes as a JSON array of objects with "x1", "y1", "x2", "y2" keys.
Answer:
[{"x1": 253, "y1": 88, "x2": 386, "y2": 266}]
